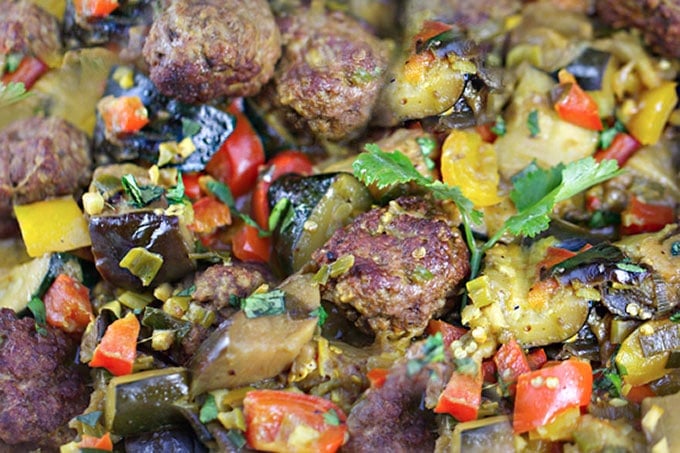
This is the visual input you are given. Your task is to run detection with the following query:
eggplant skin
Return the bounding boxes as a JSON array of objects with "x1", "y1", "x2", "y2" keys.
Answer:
[{"x1": 89, "y1": 211, "x2": 195, "y2": 291}]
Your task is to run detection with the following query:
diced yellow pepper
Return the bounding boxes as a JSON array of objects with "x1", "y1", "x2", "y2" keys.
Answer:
[
  {"x1": 616, "y1": 319, "x2": 671, "y2": 386},
  {"x1": 14, "y1": 196, "x2": 91, "y2": 257},
  {"x1": 627, "y1": 81, "x2": 678, "y2": 145}
]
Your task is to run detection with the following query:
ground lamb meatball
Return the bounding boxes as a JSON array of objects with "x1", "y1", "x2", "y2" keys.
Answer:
[
  {"x1": 0, "y1": 0, "x2": 61, "y2": 60},
  {"x1": 312, "y1": 196, "x2": 470, "y2": 336},
  {"x1": 272, "y1": 7, "x2": 391, "y2": 141},
  {"x1": 0, "y1": 308, "x2": 89, "y2": 450},
  {"x1": 143, "y1": 0, "x2": 281, "y2": 104},
  {"x1": 595, "y1": 0, "x2": 680, "y2": 58},
  {"x1": 0, "y1": 116, "x2": 92, "y2": 237}
]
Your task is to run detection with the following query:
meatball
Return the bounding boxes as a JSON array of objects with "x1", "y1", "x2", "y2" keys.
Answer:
[
  {"x1": 0, "y1": 308, "x2": 89, "y2": 450},
  {"x1": 193, "y1": 261, "x2": 277, "y2": 321},
  {"x1": 0, "y1": 0, "x2": 61, "y2": 59},
  {"x1": 272, "y1": 7, "x2": 391, "y2": 141},
  {"x1": 595, "y1": 0, "x2": 680, "y2": 58},
  {"x1": 0, "y1": 116, "x2": 92, "y2": 236},
  {"x1": 312, "y1": 196, "x2": 470, "y2": 336},
  {"x1": 143, "y1": 0, "x2": 281, "y2": 104}
]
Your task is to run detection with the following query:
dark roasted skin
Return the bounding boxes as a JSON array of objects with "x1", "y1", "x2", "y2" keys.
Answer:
[
  {"x1": 0, "y1": 0, "x2": 61, "y2": 59},
  {"x1": 0, "y1": 117, "x2": 91, "y2": 237},
  {"x1": 143, "y1": 0, "x2": 281, "y2": 104},
  {"x1": 313, "y1": 196, "x2": 470, "y2": 336},
  {"x1": 595, "y1": 0, "x2": 680, "y2": 58},
  {"x1": 0, "y1": 309, "x2": 89, "y2": 451},
  {"x1": 271, "y1": 6, "x2": 391, "y2": 141}
]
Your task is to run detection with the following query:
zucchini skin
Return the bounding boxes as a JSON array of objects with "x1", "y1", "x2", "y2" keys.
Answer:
[{"x1": 269, "y1": 172, "x2": 373, "y2": 274}]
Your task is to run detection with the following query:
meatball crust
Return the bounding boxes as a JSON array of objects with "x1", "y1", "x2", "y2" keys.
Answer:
[
  {"x1": 312, "y1": 196, "x2": 470, "y2": 336},
  {"x1": 0, "y1": 309, "x2": 89, "y2": 449},
  {"x1": 595, "y1": 0, "x2": 680, "y2": 58},
  {"x1": 0, "y1": 0, "x2": 61, "y2": 59},
  {"x1": 143, "y1": 0, "x2": 281, "y2": 104},
  {"x1": 273, "y1": 8, "x2": 391, "y2": 141},
  {"x1": 0, "y1": 117, "x2": 92, "y2": 229}
]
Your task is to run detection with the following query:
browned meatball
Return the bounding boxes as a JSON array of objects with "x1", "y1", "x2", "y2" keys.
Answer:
[
  {"x1": 0, "y1": 309, "x2": 89, "y2": 450},
  {"x1": 312, "y1": 196, "x2": 470, "y2": 336},
  {"x1": 272, "y1": 7, "x2": 391, "y2": 141},
  {"x1": 595, "y1": 0, "x2": 680, "y2": 58},
  {"x1": 143, "y1": 0, "x2": 281, "y2": 104},
  {"x1": 0, "y1": 117, "x2": 92, "y2": 237},
  {"x1": 0, "y1": 0, "x2": 61, "y2": 65}
]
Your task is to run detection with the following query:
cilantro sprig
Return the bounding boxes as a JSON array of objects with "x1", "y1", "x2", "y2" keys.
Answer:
[
  {"x1": 353, "y1": 145, "x2": 622, "y2": 281},
  {"x1": 0, "y1": 81, "x2": 31, "y2": 108}
]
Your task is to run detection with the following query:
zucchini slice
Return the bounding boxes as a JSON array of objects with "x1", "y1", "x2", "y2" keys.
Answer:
[{"x1": 269, "y1": 172, "x2": 373, "y2": 273}]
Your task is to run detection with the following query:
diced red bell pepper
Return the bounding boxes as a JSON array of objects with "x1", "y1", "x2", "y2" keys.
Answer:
[
  {"x1": 620, "y1": 196, "x2": 675, "y2": 235},
  {"x1": 79, "y1": 432, "x2": 113, "y2": 451},
  {"x1": 98, "y1": 95, "x2": 149, "y2": 136},
  {"x1": 526, "y1": 348, "x2": 548, "y2": 371},
  {"x1": 74, "y1": 0, "x2": 119, "y2": 19},
  {"x1": 189, "y1": 196, "x2": 232, "y2": 234},
  {"x1": 232, "y1": 224, "x2": 271, "y2": 263},
  {"x1": 553, "y1": 70, "x2": 603, "y2": 131},
  {"x1": 494, "y1": 338, "x2": 531, "y2": 395},
  {"x1": 182, "y1": 172, "x2": 203, "y2": 201},
  {"x1": 366, "y1": 368, "x2": 390, "y2": 389},
  {"x1": 426, "y1": 319, "x2": 468, "y2": 347},
  {"x1": 594, "y1": 132, "x2": 641, "y2": 167},
  {"x1": 89, "y1": 312, "x2": 140, "y2": 376},
  {"x1": 43, "y1": 273, "x2": 93, "y2": 335},
  {"x1": 434, "y1": 365, "x2": 483, "y2": 422},
  {"x1": 2, "y1": 56, "x2": 49, "y2": 90}
]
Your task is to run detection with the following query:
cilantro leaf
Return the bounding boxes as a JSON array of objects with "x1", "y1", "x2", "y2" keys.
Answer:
[
  {"x1": 598, "y1": 120, "x2": 625, "y2": 149},
  {"x1": 199, "y1": 394, "x2": 218, "y2": 423},
  {"x1": 206, "y1": 179, "x2": 269, "y2": 236},
  {"x1": 5, "y1": 53, "x2": 23, "y2": 73},
  {"x1": 510, "y1": 161, "x2": 564, "y2": 212},
  {"x1": 323, "y1": 409, "x2": 340, "y2": 426},
  {"x1": 166, "y1": 171, "x2": 186, "y2": 204},
  {"x1": 0, "y1": 81, "x2": 31, "y2": 108},
  {"x1": 182, "y1": 118, "x2": 202, "y2": 137},
  {"x1": 240, "y1": 289, "x2": 286, "y2": 318},
  {"x1": 527, "y1": 110, "x2": 540, "y2": 137},
  {"x1": 121, "y1": 174, "x2": 164, "y2": 207},
  {"x1": 490, "y1": 115, "x2": 506, "y2": 136},
  {"x1": 311, "y1": 306, "x2": 328, "y2": 327},
  {"x1": 27, "y1": 297, "x2": 47, "y2": 336}
]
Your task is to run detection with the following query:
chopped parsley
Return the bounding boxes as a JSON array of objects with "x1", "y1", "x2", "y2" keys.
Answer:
[
  {"x1": 237, "y1": 289, "x2": 286, "y2": 318},
  {"x1": 181, "y1": 117, "x2": 202, "y2": 137},
  {"x1": 199, "y1": 394, "x2": 219, "y2": 423},
  {"x1": 177, "y1": 284, "x2": 196, "y2": 297},
  {"x1": 616, "y1": 262, "x2": 646, "y2": 273},
  {"x1": 311, "y1": 306, "x2": 328, "y2": 327},
  {"x1": 76, "y1": 411, "x2": 103, "y2": 427},
  {"x1": 598, "y1": 120, "x2": 625, "y2": 149},
  {"x1": 166, "y1": 171, "x2": 186, "y2": 204},
  {"x1": 121, "y1": 174, "x2": 164, "y2": 208},
  {"x1": 206, "y1": 179, "x2": 268, "y2": 236},
  {"x1": 407, "y1": 332, "x2": 444, "y2": 376},
  {"x1": 27, "y1": 297, "x2": 47, "y2": 336},
  {"x1": 0, "y1": 81, "x2": 31, "y2": 108},
  {"x1": 454, "y1": 357, "x2": 478, "y2": 375},
  {"x1": 671, "y1": 241, "x2": 680, "y2": 257},
  {"x1": 416, "y1": 136, "x2": 437, "y2": 170},
  {"x1": 323, "y1": 408, "x2": 340, "y2": 426},
  {"x1": 5, "y1": 53, "x2": 23, "y2": 73},
  {"x1": 670, "y1": 312, "x2": 680, "y2": 323},
  {"x1": 490, "y1": 115, "x2": 506, "y2": 136},
  {"x1": 527, "y1": 109, "x2": 540, "y2": 137}
]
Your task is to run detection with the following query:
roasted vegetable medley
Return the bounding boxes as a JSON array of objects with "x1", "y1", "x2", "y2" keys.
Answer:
[{"x1": 2, "y1": 0, "x2": 680, "y2": 451}]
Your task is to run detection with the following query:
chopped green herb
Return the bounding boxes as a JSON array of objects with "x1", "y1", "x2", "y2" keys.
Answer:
[
  {"x1": 490, "y1": 115, "x2": 506, "y2": 136},
  {"x1": 27, "y1": 297, "x2": 47, "y2": 335},
  {"x1": 0, "y1": 81, "x2": 32, "y2": 108},
  {"x1": 269, "y1": 198, "x2": 293, "y2": 232},
  {"x1": 226, "y1": 429, "x2": 247, "y2": 449},
  {"x1": 454, "y1": 357, "x2": 478, "y2": 375},
  {"x1": 527, "y1": 109, "x2": 540, "y2": 137},
  {"x1": 311, "y1": 306, "x2": 328, "y2": 327},
  {"x1": 199, "y1": 394, "x2": 219, "y2": 423},
  {"x1": 177, "y1": 284, "x2": 196, "y2": 297},
  {"x1": 166, "y1": 171, "x2": 186, "y2": 204},
  {"x1": 181, "y1": 118, "x2": 202, "y2": 137},
  {"x1": 670, "y1": 312, "x2": 680, "y2": 323},
  {"x1": 616, "y1": 262, "x2": 646, "y2": 273},
  {"x1": 416, "y1": 136, "x2": 437, "y2": 170},
  {"x1": 413, "y1": 265, "x2": 434, "y2": 282},
  {"x1": 589, "y1": 210, "x2": 620, "y2": 229},
  {"x1": 240, "y1": 289, "x2": 286, "y2": 318},
  {"x1": 323, "y1": 408, "x2": 340, "y2": 426},
  {"x1": 5, "y1": 53, "x2": 23, "y2": 73},
  {"x1": 206, "y1": 179, "x2": 269, "y2": 236},
  {"x1": 76, "y1": 411, "x2": 103, "y2": 427},
  {"x1": 407, "y1": 332, "x2": 445, "y2": 376},
  {"x1": 671, "y1": 241, "x2": 680, "y2": 257},
  {"x1": 598, "y1": 120, "x2": 625, "y2": 149},
  {"x1": 121, "y1": 174, "x2": 164, "y2": 208},
  {"x1": 228, "y1": 294, "x2": 241, "y2": 309}
]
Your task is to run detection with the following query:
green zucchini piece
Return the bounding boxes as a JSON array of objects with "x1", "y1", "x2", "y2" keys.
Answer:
[
  {"x1": 0, "y1": 253, "x2": 83, "y2": 313},
  {"x1": 269, "y1": 172, "x2": 373, "y2": 273},
  {"x1": 105, "y1": 367, "x2": 190, "y2": 436}
]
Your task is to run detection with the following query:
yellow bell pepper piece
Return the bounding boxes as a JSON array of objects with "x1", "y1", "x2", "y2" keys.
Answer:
[
  {"x1": 627, "y1": 81, "x2": 678, "y2": 145},
  {"x1": 14, "y1": 196, "x2": 91, "y2": 257},
  {"x1": 441, "y1": 129, "x2": 504, "y2": 207},
  {"x1": 616, "y1": 319, "x2": 671, "y2": 386}
]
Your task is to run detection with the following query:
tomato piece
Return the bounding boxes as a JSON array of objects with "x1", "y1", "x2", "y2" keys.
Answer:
[
  {"x1": 553, "y1": 70, "x2": 603, "y2": 131},
  {"x1": 189, "y1": 196, "x2": 232, "y2": 234},
  {"x1": 426, "y1": 319, "x2": 468, "y2": 347},
  {"x1": 494, "y1": 338, "x2": 531, "y2": 395},
  {"x1": 441, "y1": 129, "x2": 503, "y2": 207},
  {"x1": 434, "y1": 365, "x2": 483, "y2": 422},
  {"x1": 232, "y1": 224, "x2": 271, "y2": 263},
  {"x1": 89, "y1": 312, "x2": 140, "y2": 376},
  {"x1": 526, "y1": 348, "x2": 548, "y2": 371},
  {"x1": 98, "y1": 95, "x2": 149, "y2": 136},
  {"x1": 620, "y1": 196, "x2": 675, "y2": 235},
  {"x1": 243, "y1": 389, "x2": 348, "y2": 453},
  {"x1": 182, "y1": 172, "x2": 203, "y2": 201},
  {"x1": 594, "y1": 132, "x2": 641, "y2": 167},
  {"x1": 366, "y1": 368, "x2": 389, "y2": 388},
  {"x1": 1, "y1": 56, "x2": 49, "y2": 90},
  {"x1": 252, "y1": 150, "x2": 314, "y2": 229},
  {"x1": 513, "y1": 359, "x2": 593, "y2": 434},
  {"x1": 74, "y1": 0, "x2": 119, "y2": 18},
  {"x1": 43, "y1": 273, "x2": 93, "y2": 334},
  {"x1": 206, "y1": 108, "x2": 265, "y2": 198},
  {"x1": 79, "y1": 432, "x2": 113, "y2": 451}
]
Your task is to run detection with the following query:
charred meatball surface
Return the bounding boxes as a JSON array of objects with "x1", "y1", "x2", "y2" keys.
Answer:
[
  {"x1": 272, "y1": 7, "x2": 391, "y2": 141},
  {"x1": 143, "y1": 0, "x2": 281, "y2": 104},
  {"x1": 0, "y1": 309, "x2": 89, "y2": 450},
  {"x1": 0, "y1": 0, "x2": 61, "y2": 60},
  {"x1": 0, "y1": 116, "x2": 92, "y2": 237},
  {"x1": 312, "y1": 196, "x2": 470, "y2": 336},
  {"x1": 595, "y1": 0, "x2": 680, "y2": 58}
]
